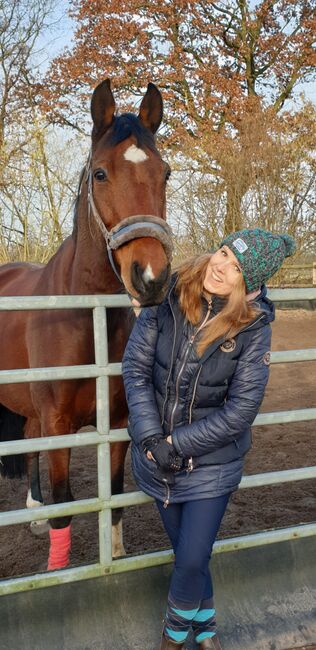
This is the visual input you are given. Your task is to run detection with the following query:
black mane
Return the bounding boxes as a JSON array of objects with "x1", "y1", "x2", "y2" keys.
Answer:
[{"x1": 108, "y1": 113, "x2": 156, "y2": 151}]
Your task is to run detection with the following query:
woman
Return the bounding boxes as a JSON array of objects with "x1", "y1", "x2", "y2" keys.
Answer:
[{"x1": 122, "y1": 228, "x2": 295, "y2": 650}]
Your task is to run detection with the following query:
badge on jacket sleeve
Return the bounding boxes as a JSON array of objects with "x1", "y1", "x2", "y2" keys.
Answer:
[{"x1": 220, "y1": 338, "x2": 236, "y2": 353}]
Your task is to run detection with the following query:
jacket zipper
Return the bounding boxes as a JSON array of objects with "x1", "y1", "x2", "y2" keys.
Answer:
[
  {"x1": 169, "y1": 300, "x2": 212, "y2": 433},
  {"x1": 188, "y1": 366, "x2": 202, "y2": 425},
  {"x1": 186, "y1": 365, "x2": 202, "y2": 474},
  {"x1": 163, "y1": 478, "x2": 170, "y2": 508},
  {"x1": 186, "y1": 312, "x2": 265, "y2": 469},
  {"x1": 238, "y1": 313, "x2": 264, "y2": 333},
  {"x1": 160, "y1": 286, "x2": 178, "y2": 426},
  {"x1": 162, "y1": 306, "x2": 265, "y2": 496}
]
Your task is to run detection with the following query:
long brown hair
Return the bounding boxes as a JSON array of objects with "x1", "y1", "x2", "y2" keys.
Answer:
[{"x1": 175, "y1": 254, "x2": 260, "y2": 356}]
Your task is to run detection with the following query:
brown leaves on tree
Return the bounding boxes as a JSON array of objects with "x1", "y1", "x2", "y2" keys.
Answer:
[
  {"x1": 41, "y1": 0, "x2": 316, "y2": 232},
  {"x1": 43, "y1": 1, "x2": 315, "y2": 126}
]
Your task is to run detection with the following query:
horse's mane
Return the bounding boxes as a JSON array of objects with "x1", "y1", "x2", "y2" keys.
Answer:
[
  {"x1": 72, "y1": 113, "x2": 157, "y2": 235},
  {"x1": 108, "y1": 113, "x2": 156, "y2": 151}
]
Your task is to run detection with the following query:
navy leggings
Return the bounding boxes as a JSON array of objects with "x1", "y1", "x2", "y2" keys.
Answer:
[{"x1": 156, "y1": 494, "x2": 230, "y2": 603}]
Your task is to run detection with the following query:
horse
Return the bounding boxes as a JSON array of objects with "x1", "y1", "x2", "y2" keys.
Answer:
[{"x1": 0, "y1": 79, "x2": 173, "y2": 571}]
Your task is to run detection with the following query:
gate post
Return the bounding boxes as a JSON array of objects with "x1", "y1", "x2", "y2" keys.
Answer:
[{"x1": 93, "y1": 306, "x2": 112, "y2": 566}]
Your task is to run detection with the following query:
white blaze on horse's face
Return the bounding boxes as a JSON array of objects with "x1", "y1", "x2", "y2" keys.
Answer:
[
  {"x1": 124, "y1": 144, "x2": 148, "y2": 163},
  {"x1": 143, "y1": 263, "x2": 155, "y2": 283}
]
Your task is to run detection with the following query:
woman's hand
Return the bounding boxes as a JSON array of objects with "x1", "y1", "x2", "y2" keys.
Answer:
[
  {"x1": 143, "y1": 435, "x2": 182, "y2": 471},
  {"x1": 146, "y1": 435, "x2": 172, "y2": 460}
]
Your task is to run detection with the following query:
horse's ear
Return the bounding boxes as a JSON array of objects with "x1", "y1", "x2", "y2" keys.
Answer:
[
  {"x1": 138, "y1": 83, "x2": 163, "y2": 134},
  {"x1": 91, "y1": 79, "x2": 115, "y2": 139}
]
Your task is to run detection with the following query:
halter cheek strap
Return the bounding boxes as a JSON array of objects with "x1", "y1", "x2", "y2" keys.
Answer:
[{"x1": 84, "y1": 155, "x2": 173, "y2": 284}]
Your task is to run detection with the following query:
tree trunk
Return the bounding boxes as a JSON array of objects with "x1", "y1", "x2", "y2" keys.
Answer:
[{"x1": 223, "y1": 185, "x2": 243, "y2": 235}]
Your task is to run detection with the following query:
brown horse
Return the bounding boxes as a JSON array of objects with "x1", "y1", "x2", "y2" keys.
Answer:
[{"x1": 0, "y1": 80, "x2": 172, "y2": 570}]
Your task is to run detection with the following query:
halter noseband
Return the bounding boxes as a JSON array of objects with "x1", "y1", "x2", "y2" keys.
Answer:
[{"x1": 84, "y1": 154, "x2": 173, "y2": 284}]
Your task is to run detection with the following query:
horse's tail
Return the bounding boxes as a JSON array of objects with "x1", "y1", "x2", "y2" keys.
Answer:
[{"x1": 0, "y1": 405, "x2": 27, "y2": 479}]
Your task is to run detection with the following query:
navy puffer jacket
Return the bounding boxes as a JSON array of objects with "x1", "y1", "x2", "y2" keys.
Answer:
[{"x1": 122, "y1": 277, "x2": 274, "y2": 500}]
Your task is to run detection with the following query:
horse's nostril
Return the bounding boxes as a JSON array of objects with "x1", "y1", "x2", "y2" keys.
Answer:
[
  {"x1": 158, "y1": 265, "x2": 169, "y2": 286},
  {"x1": 132, "y1": 262, "x2": 145, "y2": 291}
]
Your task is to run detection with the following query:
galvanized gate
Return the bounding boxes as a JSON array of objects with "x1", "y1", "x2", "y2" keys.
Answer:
[{"x1": 0, "y1": 289, "x2": 315, "y2": 650}]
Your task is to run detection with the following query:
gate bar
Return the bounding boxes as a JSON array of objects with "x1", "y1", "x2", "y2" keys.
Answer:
[
  {"x1": 0, "y1": 407, "x2": 315, "y2": 458},
  {"x1": 1, "y1": 465, "x2": 316, "y2": 527},
  {"x1": 1, "y1": 522, "x2": 316, "y2": 597},
  {"x1": 0, "y1": 348, "x2": 315, "y2": 385}
]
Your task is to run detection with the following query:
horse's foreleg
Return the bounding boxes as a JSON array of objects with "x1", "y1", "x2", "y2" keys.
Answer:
[
  {"x1": 27, "y1": 452, "x2": 50, "y2": 535},
  {"x1": 47, "y1": 444, "x2": 73, "y2": 571},
  {"x1": 111, "y1": 440, "x2": 129, "y2": 557},
  {"x1": 25, "y1": 418, "x2": 50, "y2": 535},
  {"x1": 27, "y1": 452, "x2": 43, "y2": 505}
]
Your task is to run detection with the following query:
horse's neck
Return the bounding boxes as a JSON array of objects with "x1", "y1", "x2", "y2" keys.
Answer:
[{"x1": 68, "y1": 202, "x2": 122, "y2": 296}]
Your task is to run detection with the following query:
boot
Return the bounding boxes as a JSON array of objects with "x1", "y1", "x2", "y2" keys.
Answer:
[
  {"x1": 198, "y1": 635, "x2": 223, "y2": 649},
  {"x1": 159, "y1": 633, "x2": 185, "y2": 649}
]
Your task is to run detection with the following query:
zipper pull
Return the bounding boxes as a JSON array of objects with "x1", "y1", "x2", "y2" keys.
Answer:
[
  {"x1": 186, "y1": 457, "x2": 194, "y2": 473},
  {"x1": 162, "y1": 478, "x2": 170, "y2": 508}
]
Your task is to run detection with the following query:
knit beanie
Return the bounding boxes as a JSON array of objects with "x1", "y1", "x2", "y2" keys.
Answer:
[{"x1": 220, "y1": 228, "x2": 296, "y2": 293}]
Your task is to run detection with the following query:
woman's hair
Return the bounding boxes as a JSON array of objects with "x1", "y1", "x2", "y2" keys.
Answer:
[{"x1": 175, "y1": 254, "x2": 260, "y2": 356}]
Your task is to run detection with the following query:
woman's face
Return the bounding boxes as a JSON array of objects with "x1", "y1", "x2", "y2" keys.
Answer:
[{"x1": 203, "y1": 245, "x2": 243, "y2": 296}]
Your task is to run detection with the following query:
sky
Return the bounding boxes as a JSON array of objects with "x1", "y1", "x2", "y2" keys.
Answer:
[{"x1": 33, "y1": 2, "x2": 74, "y2": 74}]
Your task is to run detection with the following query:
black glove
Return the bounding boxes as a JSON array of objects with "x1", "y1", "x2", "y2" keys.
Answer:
[{"x1": 143, "y1": 435, "x2": 183, "y2": 472}]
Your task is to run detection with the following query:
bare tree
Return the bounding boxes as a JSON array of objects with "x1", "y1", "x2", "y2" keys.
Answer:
[
  {"x1": 169, "y1": 101, "x2": 316, "y2": 261},
  {"x1": 0, "y1": 0, "x2": 86, "y2": 263}
]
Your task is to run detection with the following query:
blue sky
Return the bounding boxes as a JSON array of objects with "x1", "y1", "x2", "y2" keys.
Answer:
[{"x1": 33, "y1": 2, "x2": 74, "y2": 73}]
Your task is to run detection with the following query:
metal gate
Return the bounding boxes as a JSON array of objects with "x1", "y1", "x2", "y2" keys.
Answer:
[{"x1": 0, "y1": 289, "x2": 315, "y2": 650}]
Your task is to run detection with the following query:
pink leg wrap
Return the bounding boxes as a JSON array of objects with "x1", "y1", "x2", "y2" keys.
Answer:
[{"x1": 47, "y1": 524, "x2": 71, "y2": 570}]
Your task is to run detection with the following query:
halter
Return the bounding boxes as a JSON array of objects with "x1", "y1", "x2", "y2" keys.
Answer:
[{"x1": 84, "y1": 153, "x2": 173, "y2": 284}]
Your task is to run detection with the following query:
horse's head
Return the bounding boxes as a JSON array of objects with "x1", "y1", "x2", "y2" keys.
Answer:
[{"x1": 86, "y1": 79, "x2": 172, "y2": 306}]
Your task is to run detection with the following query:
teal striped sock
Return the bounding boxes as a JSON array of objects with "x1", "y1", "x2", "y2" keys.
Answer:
[
  {"x1": 163, "y1": 594, "x2": 200, "y2": 643},
  {"x1": 192, "y1": 597, "x2": 217, "y2": 642}
]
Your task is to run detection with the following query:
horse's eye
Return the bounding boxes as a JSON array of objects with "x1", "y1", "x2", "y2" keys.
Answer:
[{"x1": 94, "y1": 168, "x2": 107, "y2": 181}]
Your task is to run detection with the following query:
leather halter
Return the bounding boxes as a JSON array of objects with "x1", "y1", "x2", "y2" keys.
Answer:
[{"x1": 84, "y1": 153, "x2": 173, "y2": 284}]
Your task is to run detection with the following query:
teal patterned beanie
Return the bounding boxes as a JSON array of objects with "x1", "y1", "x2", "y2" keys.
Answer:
[{"x1": 220, "y1": 228, "x2": 296, "y2": 293}]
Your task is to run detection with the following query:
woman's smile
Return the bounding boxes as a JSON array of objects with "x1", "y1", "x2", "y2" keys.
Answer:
[
  {"x1": 211, "y1": 270, "x2": 223, "y2": 283},
  {"x1": 204, "y1": 245, "x2": 242, "y2": 296}
]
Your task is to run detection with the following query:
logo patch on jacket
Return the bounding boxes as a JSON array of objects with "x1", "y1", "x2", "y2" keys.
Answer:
[{"x1": 220, "y1": 338, "x2": 236, "y2": 352}]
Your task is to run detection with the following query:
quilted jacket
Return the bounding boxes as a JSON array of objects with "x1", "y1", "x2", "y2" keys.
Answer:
[{"x1": 122, "y1": 276, "x2": 274, "y2": 500}]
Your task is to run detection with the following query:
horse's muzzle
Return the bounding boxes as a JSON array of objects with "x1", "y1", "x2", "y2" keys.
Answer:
[{"x1": 131, "y1": 262, "x2": 171, "y2": 306}]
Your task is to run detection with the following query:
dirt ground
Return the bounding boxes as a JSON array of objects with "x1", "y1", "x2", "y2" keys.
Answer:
[{"x1": 0, "y1": 309, "x2": 315, "y2": 579}]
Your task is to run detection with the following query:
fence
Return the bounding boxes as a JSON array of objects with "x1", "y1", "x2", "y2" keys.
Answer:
[
  {"x1": 0, "y1": 288, "x2": 316, "y2": 599},
  {"x1": 270, "y1": 262, "x2": 316, "y2": 286}
]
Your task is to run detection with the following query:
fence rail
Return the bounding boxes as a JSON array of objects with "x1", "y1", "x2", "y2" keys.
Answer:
[
  {"x1": 269, "y1": 261, "x2": 316, "y2": 286},
  {"x1": 0, "y1": 288, "x2": 315, "y2": 596}
]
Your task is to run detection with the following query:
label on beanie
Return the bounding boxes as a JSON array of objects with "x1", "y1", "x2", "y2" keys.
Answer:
[{"x1": 232, "y1": 238, "x2": 248, "y2": 253}]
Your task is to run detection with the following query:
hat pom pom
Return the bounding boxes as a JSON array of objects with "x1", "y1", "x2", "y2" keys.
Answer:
[{"x1": 281, "y1": 234, "x2": 296, "y2": 257}]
